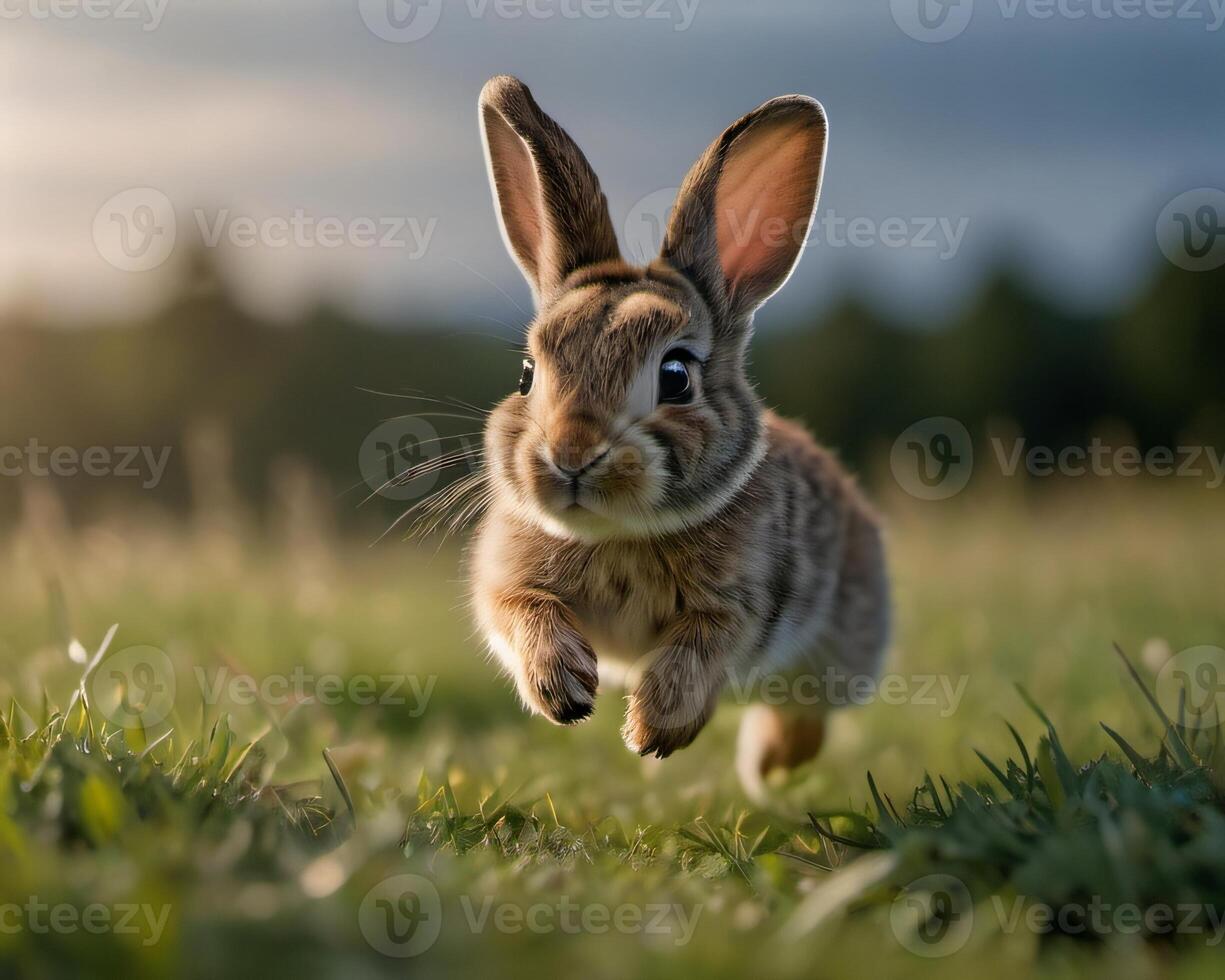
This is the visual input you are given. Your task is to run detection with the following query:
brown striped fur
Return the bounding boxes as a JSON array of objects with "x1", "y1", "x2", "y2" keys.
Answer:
[{"x1": 471, "y1": 76, "x2": 890, "y2": 794}]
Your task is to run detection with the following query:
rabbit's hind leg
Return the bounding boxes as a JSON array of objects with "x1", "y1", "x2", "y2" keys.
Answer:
[{"x1": 735, "y1": 703, "x2": 827, "y2": 806}]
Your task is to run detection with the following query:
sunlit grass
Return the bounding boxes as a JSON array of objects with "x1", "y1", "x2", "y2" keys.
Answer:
[{"x1": 1, "y1": 482, "x2": 1223, "y2": 977}]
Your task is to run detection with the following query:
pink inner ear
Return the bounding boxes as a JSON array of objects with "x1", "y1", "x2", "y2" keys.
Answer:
[
  {"x1": 484, "y1": 108, "x2": 546, "y2": 283},
  {"x1": 715, "y1": 122, "x2": 821, "y2": 305}
]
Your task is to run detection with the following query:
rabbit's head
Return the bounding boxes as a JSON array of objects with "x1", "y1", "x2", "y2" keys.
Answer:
[{"x1": 478, "y1": 75, "x2": 827, "y2": 542}]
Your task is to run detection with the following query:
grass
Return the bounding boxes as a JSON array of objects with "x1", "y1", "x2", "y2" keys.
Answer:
[
  {"x1": 804, "y1": 661, "x2": 1225, "y2": 946},
  {"x1": 2, "y1": 482, "x2": 1225, "y2": 978}
]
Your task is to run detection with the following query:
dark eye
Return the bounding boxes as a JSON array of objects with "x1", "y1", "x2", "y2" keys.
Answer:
[
  {"x1": 518, "y1": 357, "x2": 535, "y2": 396},
  {"x1": 658, "y1": 352, "x2": 694, "y2": 405}
]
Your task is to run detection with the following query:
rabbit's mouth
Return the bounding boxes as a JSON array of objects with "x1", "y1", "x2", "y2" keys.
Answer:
[
  {"x1": 520, "y1": 443, "x2": 668, "y2": 541},
  {"x1": 487, "y1": 397, "x2": 675, "y2": 541},
  {"x1": 541, "y1": 472, "x2": 614, "y2": 519},
  {"x1": 535, "y1": 497, "x2": 628, "y2": 542}
]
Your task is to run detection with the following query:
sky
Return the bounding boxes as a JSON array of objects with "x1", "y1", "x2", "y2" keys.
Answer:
[{"x1": 2, "y1": 0, "x2": 1222, "y2": 330}]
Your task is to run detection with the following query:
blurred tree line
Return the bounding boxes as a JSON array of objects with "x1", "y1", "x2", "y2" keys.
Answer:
[{"x1": 0, "y1": 251, "x2": 1221, "y2": 530}]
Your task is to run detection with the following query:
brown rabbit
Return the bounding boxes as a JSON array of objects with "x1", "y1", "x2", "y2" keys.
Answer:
[{"x1": 470, "y1": 75, "x2": 889, "y2": 800}]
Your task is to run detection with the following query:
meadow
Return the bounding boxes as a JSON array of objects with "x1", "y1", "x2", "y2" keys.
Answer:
[{"x1": 2, "y1": 475, "x2": 1223, "y2": 978}]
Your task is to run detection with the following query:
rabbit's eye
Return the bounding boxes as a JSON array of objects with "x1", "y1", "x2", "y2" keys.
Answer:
[
  {"x1": 518, "y1": 358, "x2": 535, "y2": 396},
  {"x1": 658, "y1": 352, "x2": 694, "y2": 405}
]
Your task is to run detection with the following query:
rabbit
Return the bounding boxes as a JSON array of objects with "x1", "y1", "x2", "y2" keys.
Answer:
[{"x1": 470, "y1": 75, "x2": 890, "y2": 801}]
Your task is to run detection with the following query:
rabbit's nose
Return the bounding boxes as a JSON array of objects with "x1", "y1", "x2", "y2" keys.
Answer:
[
  {"x1": 547, "y1": 443, "x2": 611, "y2": 480},
  {"x1": 546, "y1": 414, "x2": 611, "y2": 479}
]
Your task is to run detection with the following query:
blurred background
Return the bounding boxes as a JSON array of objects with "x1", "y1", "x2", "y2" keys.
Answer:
[
  {"x1": 2, "y1": 0, "x2": 1223, "y2": 534},
  {"x1": 2, "y1": 4, "x2": 1225, "y2": 976}
]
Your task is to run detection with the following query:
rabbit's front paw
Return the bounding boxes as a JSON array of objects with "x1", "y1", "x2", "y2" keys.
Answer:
[
  {"x1": 522, "y1": 629, "x2": 599, "y2": 725},
  {"x1": 621, "y1": 649, "x2": 723, "y2": 758}
]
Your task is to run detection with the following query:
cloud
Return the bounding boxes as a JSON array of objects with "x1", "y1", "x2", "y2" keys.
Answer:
[{"x1": 2, "y1": 2, "x2": 1223, "y2": 325}]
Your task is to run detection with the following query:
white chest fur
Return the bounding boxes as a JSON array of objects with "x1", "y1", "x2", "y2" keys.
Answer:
[{"x1": 568, "y1": 544, "x2": 677, "y2": 686}]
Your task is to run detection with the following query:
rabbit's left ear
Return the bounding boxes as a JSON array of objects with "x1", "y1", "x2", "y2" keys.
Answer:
[
  {"x1": 660, "y1": 96, "x2": 827, "y2": 325},
  {"x1": 479, "y1": 75, "x2": 622, "y2": 307}
]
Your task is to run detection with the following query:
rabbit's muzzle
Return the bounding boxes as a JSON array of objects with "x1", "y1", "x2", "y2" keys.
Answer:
[
  {"x1": 524, "y1": 408, "x2": 655, "y2": 524},
  {"x1": 544, "y1": 412, "x2": 611, "y2": 481}
]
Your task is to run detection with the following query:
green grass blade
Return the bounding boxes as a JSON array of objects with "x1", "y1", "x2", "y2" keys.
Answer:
[{"x1": 1112, "y1": 642, "x2": 1196, "y2": 768}]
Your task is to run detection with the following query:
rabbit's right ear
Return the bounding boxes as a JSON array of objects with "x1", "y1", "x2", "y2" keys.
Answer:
[
  {"x1": 660, "y1": 96, "x2": 828, "y2": 328},
  {"x1": 479, "y1": 75, "x2": 621, "y2": 308}
]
